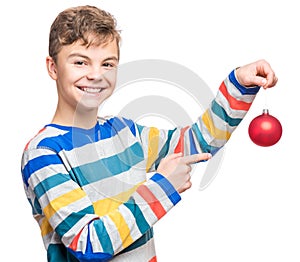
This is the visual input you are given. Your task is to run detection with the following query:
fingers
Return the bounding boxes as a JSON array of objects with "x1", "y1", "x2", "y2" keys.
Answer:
[
  {"x1": 236, "y1": 59, "x2": 278, "y2": 89},
  {"x1": 181, "y1": 153, "x2": 212, "y2": 165},
  {"x1": 164, "y1": 152, "x2": 183, "y2": 160},
  {"x1": 257, "y1": 60, "x2": 278, "y2": 88},
  {"x1": 263, "y1": 72, "x2": 278, "y2": 89}
]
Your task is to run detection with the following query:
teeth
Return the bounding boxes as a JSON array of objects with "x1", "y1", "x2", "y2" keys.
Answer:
[{"x1": 82, "y1": 87, "x2": 102, "y2": 93}]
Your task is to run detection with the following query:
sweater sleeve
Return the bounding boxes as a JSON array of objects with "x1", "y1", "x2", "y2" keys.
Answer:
[
  {"x1": 21, "y1": 146, "x2": 180, "y2": 261},
  {"x1": 130, "y1": 69, "x2": 260, "y2": 172}
]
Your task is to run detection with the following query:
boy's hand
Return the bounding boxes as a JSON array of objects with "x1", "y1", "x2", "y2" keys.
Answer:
[
  {"x1": 235, "y1": 59, "x2": 278, "y2": 89},
  {"x1": 157, "y1": 152, "x2": 212, "y2": 193}
]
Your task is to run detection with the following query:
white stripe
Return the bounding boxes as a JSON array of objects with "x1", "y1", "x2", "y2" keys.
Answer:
[
  {"x1": 119, "y1": 204, "x2": 142, "y2": 240},
  {"x1": 147, "y1": 179, "x2": 174, "y2": 212},
  {"x1": 215, "y1": 91, "x2": 249, "y2": 119},
  {"x1": 133, "y1": 191, "x2": 158, "y2": 226},
  {"x1": 62, "y1": 214, "x2": 97, "y2": 247},
  {"x1": 196, "y1": 118, "x2": 228, "y2": 147},
  {"x1": 83, "y1": 169, "x2": 146, "y2": 202},
  {"x1": 38, "y1": 179, "x2": 76, "y2": 207},
  {"x1": 112, "y1": 237, "x2": 156, "y2": 262},
  {"x1": 28, "y1": 163, "x2": 68, "y2": 189},
  {"x1": 102, "y1": 215, "x2": 123, "y2": 253},
  {"x1": 88, "y1": 225, "x2": 103, "y2": 252},
  {"x1": 48, "y1": 197, "x2": 94, "y2": 228},
  {"x1": 225, "y1": 77, "x2": 257, "y2": 103},
  {"x1": 22, "y1": 147, "x2": 56, "y2": 169},
  {"x1": 70, "y1": 127, "x2": 138, "y2": 167}
]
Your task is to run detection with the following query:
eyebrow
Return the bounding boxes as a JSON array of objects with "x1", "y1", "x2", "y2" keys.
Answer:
[
  {"x1": 103, "y1": 56, "x2": 119, "y2": 62},
  {"x1": 68, "y1": 53, "x2": 119, "y2": 62}
]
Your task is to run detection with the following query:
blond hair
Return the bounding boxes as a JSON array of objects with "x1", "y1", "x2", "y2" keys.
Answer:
[{"x1": 49, "y1": 5, "x2": 121, "y2": 62}]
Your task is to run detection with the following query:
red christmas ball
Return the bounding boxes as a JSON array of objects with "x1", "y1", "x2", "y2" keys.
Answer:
[{"x1": 248, "y1": 109, "x2": 282, "y2": 147}]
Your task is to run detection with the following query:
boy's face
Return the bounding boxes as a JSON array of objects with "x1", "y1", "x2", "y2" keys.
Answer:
[{"x1": 47, "y1": 39, "x2": 119, "y2": 114}]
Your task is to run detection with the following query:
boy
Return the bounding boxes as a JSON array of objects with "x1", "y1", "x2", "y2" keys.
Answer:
[{"x1": 21, "y1": 5, "x2": 278, "y2": 262}]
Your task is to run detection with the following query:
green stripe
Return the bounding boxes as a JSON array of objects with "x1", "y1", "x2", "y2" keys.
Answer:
[
  {"x1": 124, "y1": 197, "x2": 150, "y2": 233},
  {"x1": 73, "y1": 142, "x2": 145, "y2": 186},
  {"x1": 211, "y1": 100, "x2": 242, "y2": 127},
  {"x1": 154, "y1": 129, "x2": 176, "y2": 169},
  {"x1": 56, "y1": 205, "x2": 94, "y2": 236},
  {"x1": 34, "y1": 174, "x2": 69, "y2": 199},
  {"x1": 191, "y1": 123, "x2": 220, "y2": 155},
  {"x1": 94, "y1": 219, "x2": 114, "y2": 254}
]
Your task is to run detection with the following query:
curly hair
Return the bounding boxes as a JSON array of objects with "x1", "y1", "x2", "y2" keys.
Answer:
[{"x1": 49, "y1": 5, "x2": 121, "y2": 62}]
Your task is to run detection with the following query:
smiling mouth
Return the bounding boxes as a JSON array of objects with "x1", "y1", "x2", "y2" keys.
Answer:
[{"x1": 78, "y1": 87, "x2": 103, "y2": 94}]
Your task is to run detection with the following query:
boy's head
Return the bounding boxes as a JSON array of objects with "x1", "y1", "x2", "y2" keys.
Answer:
[{"x1": 49, "y1": 5, "x2": 121, "y2": 63}]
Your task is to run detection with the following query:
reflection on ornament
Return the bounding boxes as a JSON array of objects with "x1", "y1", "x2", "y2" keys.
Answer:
[{"x1": 248, "y1": 109, "x2": 282, "y2": 147}]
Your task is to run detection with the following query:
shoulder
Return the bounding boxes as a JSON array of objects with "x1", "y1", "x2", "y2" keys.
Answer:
[
  {"x1": 98, "y1": 115, "x2": 137, "y2": 136},
  {"x1": 23, "y1": 125, "x2": 68, "y2": 152}
]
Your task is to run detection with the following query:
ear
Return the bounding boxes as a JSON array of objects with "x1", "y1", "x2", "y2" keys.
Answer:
[{"x1": 46, "y1": 56, "x2": 58, "y2": 80}]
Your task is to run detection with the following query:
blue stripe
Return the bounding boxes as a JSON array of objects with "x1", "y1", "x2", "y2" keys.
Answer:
[
  {"x1": 136, "y1": 123, "x2": 144, "y2": 137},
  {"x1": 73, "y1": 142, "x2": 144, "y2": 186},
  {"x1": 68, "y1": 249, "x2": 112, "y2": 262},
  {"x1": 56, "y1": 205, "x2": 95, "y2": 237},
  {"x1": 154, "y1": 129, "x2": 176, "y2": 169},
  {"x1": 42, "y1": 117, "x2": 128, "y2": 152},
  {"x1": 122, "y1": 117, "x2": 136, "y2": 136},
  {"x1": 211, "y1": 100, "x2": 242, "y2": 127},
  {"x1": 94, "y1": 219, "x2": 114, "y2": 255},
  {"x1": 150, "y1": 173, "x2": 181, "y2": 205},
  {"x1": 229, "y1": 70, "x2": 260, "y2": 95},
  {"x1": 191, "y1": 123, "x2": 220, "y2": 156},
  {"x1": 34, "y1": 174, "x2": 70, "y2": 199},
  {"x1": 22, "y1": 154, "x2": 62, "y2": 187},
  {"x1": 33, "y1": 197, "x2": 42, "y2": 214},
  {"x1": 124, "y1": 197, "x2": 150, "y2": 233},
  {"x1": 188, "y1": 129, "x2": 199, "y2": 155},
  {"x1": 100, "y1": 117, "x2": 126, "y2": 140}
]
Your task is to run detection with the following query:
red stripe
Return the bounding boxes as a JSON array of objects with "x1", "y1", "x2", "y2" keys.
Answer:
[
  {"x1": 137, "y1": 185, "x2": 166, "y2": 219},
  {"x1": 220, "y1": 82, "x2": 252, "y2": 111},
  {"x1": 174, "y1": 126, "x2": 189, "y2": 154},
  {"x1": 69, "y1": 228, "x2": 84, "y2": 251},
  {"x1": 149, "y1": 256, "x2": 157, "y2": 262}
]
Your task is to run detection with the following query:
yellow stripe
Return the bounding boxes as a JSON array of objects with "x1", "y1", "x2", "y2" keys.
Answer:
[
  {"x1": 40, "y1": 217, "x2": 53, "y2": 237},
  {"x1": 146, "y1": 127, "x2": 159, "y2": 172},
  {"x1": 43, "y1": 188, "x2": 86, "y2": 218},
  {"x1": 93, "y1": 183, "x2": 142, "y2": 216},
  {"x1": 202, "y1": 110, "x2": 231, "y2": 140},
  {"x1": 108, "y1": 210, "x2": 133, "y2": 248}
]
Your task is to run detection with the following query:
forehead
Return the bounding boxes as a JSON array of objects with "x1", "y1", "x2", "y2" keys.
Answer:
[{"x1": 58, "y1": 39, "x2": 119, "y2": 60}]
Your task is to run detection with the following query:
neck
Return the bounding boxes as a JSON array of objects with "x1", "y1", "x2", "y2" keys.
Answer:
[{"x1": 52, "y1": 106, "x2": 98, "y2": 129}]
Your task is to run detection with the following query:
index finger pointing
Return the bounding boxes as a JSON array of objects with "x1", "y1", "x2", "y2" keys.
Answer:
[{"x1": 182, "y1": 153, "x2": 212, "y2": 164}]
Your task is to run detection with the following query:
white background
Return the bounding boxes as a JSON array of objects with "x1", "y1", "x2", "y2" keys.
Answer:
[{"x1": 1, "y1": 0, "x2": 299, "y2": 261}]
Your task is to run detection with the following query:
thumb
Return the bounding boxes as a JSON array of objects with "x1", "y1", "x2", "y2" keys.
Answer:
[{"x1": 250, "y1": 76, "x2": 267, "y2": 87}]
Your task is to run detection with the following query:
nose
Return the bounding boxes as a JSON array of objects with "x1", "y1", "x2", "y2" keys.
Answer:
[{"x1": 86, "y1": 65, "x2": 104, "y2": 81}]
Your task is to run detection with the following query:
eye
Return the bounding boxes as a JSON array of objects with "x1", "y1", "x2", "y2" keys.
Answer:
[
  {"x1": 102, "y1": 62, "x2": 114, "y2": 68},
  {"x1": 74, "y1": 60, "x2": 86, "y2": 66}
]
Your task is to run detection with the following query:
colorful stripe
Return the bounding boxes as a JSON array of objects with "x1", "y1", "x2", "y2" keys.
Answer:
[
  {"x1": 174, "y1": 126, "x2": 189, "y2": 153},
  {"x1": 136, "y1": 185, "x2": 166, "y2": 220},
  {"x1": 146, "y1": 127, "x2": 159, "y2": 172},
  {"x1": 202, "y1": 110, "x2": 231, "y2": 140},
  {"x1": 150, "y1": 173, "x2": 181, "y2": 205},
  {"x1": 43, "y1": 188, "x2": 86, "y2": 218},
  {"x1": 229, "y1": 69, "x2": 260, "y2": 95},
  {"x1": 219, "y1": 81, "x2": 252, "y2": 111},
  {"x1": 21, "y1": 69, "x2": 259, "y2": 261},
  {"x1": 108, "y1": 210, "x2": 134, "y2": 248}
]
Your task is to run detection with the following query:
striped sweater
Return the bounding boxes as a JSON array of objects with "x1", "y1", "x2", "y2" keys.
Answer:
[{"x1": 21, "y1": 70, "x2": 260, "y2": 261}]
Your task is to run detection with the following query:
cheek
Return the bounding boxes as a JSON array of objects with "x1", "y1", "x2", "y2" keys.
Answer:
[{"x1": 104, "y1": 69, "x2": 117, "y2": 86}]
